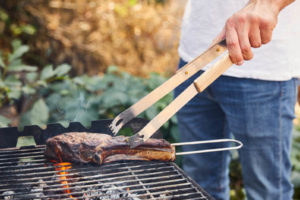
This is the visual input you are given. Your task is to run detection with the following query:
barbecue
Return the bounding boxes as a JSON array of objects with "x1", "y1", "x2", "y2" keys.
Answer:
[
  {"x1": 45, "y1": 132, "x2": 175, "y2": 165},
  {"x1": 0, "y1": 41, "x2": 242, "y2": 199},
  {"x1": 0, "y1": 119, "x2": 215, "y2": 200}
]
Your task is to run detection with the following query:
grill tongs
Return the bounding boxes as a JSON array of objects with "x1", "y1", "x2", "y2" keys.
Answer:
[{"x1": 109, "y1": 40, "x2": 243, "y2": 152}]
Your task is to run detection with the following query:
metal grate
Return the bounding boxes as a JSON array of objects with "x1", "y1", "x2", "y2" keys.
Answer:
[{"x1": 0, "y1": 145, "x2": 212, "y2": 200}]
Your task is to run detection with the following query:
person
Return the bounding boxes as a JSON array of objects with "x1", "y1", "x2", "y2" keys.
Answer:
[{"x1": 175, "y1": 0, "x2": 300, "y2": 199}]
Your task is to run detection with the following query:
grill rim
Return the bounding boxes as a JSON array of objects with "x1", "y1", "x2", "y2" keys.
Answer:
[
  {"x1": 0, "y1": 146, "x2": 215, "y2": 200},
  {"x1": 0, "y1": 119, "x2": 215, "y2": 200},
  {"x1": 0, "y1": 118, "x2": 162, "y2": 148}
]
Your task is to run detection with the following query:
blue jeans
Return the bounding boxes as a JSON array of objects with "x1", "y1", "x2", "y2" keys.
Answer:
[{"x1": 174, "y1": 59, "x2": 298, "y2": 200}]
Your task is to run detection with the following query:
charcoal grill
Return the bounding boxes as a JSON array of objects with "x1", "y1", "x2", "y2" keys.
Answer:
[{"x1": 0, "y1": 119, "x2": 214, "y2": 200}]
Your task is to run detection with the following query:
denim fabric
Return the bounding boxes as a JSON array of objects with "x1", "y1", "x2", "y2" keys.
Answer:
[{"x1": 174, "y1": 59, "x2": 298, "y2": 200}]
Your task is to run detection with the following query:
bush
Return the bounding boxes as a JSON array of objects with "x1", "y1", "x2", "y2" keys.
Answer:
[
  {"x1": 0, "y1": 40, "x2": 179, "y2": 145},
  {"x1": 0, "y1": 39, "x2": 72, "y2": 127},
  {"x1": 42, "y1": 65, "x2": 179, "y2": 143},
  {"x1": 0, "y1": 0, "x2": 183, "y2": 77}
]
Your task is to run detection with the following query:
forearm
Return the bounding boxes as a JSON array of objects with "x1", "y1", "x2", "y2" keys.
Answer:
[
  {"x1": 276, "y1": 0, "x2": 295, "y2": 11},
  {"x1": 250, "y1": 0, "x2": 295, "y2": 14}
]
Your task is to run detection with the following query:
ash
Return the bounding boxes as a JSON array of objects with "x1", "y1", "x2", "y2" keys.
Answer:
[
  {"x1": 2, "y1": 179, "x2": 46, "y2": 200},
  {"x1": 2, "y1": 191, "x2": 14, "y2": 200},
  {"x1": 82, "y1": 184, "x2": 141, "y2": 200}
]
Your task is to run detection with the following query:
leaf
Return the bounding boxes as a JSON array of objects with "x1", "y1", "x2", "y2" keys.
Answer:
[
  {"x1": 81, "y1": 76, "x2": 104, "y2": 92},
  {"x1": 16, "y1": 136, "x2": 36, "y2": 148},
  {"x1": 107, "y1": 65, "x2": 119, "y2": 74},
  {"x1": 0, "y1": 9, "x2": 8, "y2": 21},
  {"x1": 26, "y1": 72, "x2": 38, "y2": 82},
  {"x1": 11, "y1": 39, "x2": 21, "y2": 50},
  {"x1": 8, "y1": 44, "x2": 29, "y2": 62},
  {"x1": 128, "y1": 0, "x2": 138, "y2": 6},
  {"x1": 4, "y1": 75, "x2": 22, "y2": 87},
  {"x1": 147, "y1": 73, "x2": 167, "y2": 90},
  {"x1": 21, "y1": 24, "x2": 36, "y2": 35},
  {"x1": 0, "y1": 115, "x2": 11, "y2": 127},
  {"x1": 145, "y1": 106, "x2": 159, "y2": 120},
  {"x1": 28, "y1": 99, "x2": 49, "y2": 128},
  {"x1": 170, "y1": 116, "x2": 178, "y2": 124},
  {"x1": 114, "y1": 5, "x2": 128, "y2": 17},
  {"x1": 36, "y1": 80, "x2": 48, "y2": 87},
  {"x1": 54, "y1": 64, "x2": 71, "y2": 76},
  {"x1": 22, "y1": 85, "x2": 36, "y2": 95},
  {"x1": 10, "y1": 24, "x2": 22, "y2": 36},
  {"x1": 292, "y1": 171, "x2": 300, "y2": 187},
  {"x1": 0, "y1": 52, "x2": 5, "y2": 68},
  {"x1": 41, "y1": 65, "x2": 56, "y2": 80},
  {"x1": 101, "y1": 90, "x2": 128, "y2": 108},
  {"x1": 7, "y1": 64, "x2": 37, "y2": 72},
  {"x1": 0, "y1": 79, "x2": 5, "y2": 88},
  {"x1": 7, "y1": 89, "x2": 21, "y2": 100},
  {"x1": 73, "y1": 76, "x2": 85, "y2": 86},
  {"x1": 58, "y1": 121, "x2": 69, "y2": 128}
]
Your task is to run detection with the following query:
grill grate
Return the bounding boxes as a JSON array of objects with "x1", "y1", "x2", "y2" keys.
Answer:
[{"x1": 0, "y1": 145, "x2": 213, "y2": 200}]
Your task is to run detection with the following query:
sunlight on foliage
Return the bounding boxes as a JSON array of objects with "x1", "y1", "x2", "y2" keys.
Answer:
[{"x1": 0, "y1": 0, "x2": 184, "y2": 76}]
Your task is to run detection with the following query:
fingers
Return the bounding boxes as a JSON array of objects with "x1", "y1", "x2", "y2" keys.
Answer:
[
  {"x1": 249, "y1": 23, "x2": 261, "y2": 48},
  {"x1": 260, "y1": 22, "x2": 273, "y2": 44},
  {"x1": 225, "y1": 15, "x2": 265, "y2": 64},
  {"x1": 225, "y1": 21, "x2": 244, "y2": 65},
  {"x1": 236, "y1": 19, "x2": 253, "y2": 61}
]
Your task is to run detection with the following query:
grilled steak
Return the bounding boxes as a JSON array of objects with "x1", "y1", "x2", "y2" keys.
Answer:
[{"x1": 45, "y1": 132, "x2": 175, "y2": 164}]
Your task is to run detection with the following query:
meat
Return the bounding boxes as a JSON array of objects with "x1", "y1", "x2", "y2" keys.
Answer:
[{"x1": 45, "y1": 132, "x2": 175, "y2": 165}]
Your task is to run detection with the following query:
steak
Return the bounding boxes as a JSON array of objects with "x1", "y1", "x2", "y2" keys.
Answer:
[{"x1": 45, "y1": 132, "x2": 175, "y2": 165}]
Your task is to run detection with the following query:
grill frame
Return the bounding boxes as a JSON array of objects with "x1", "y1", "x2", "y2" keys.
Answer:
[{"x1": 0, "y1": 119, "x2": 214, "y2": 200}]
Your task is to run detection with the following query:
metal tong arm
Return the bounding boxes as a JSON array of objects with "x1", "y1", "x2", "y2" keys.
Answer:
[
  {"x1": 129, "y1": 53, "x2": 233, "y2": 148},
  {"x1": 173, "y1": 139, "x2": 243, "y2": 155},
  {"x1": 109, "y1": 40, "x2": 227, "y2": 135}
]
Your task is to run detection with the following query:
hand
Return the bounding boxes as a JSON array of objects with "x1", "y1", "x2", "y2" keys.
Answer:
[{"x1": 214, "y1": 0, "x2": 281, "y2": 65}]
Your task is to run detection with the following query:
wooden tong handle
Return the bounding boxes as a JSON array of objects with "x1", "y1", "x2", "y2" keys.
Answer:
[{"x1": 194, "y1": 53, "x2": 232, "y2": 92}]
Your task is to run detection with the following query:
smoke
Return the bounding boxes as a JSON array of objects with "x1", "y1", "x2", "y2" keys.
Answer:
[{"x1": 73, "y1": 91, "x2": 87, "y2": 122}]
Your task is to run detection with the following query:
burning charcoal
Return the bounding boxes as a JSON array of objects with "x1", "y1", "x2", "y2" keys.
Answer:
[{"x1": 2, "y1": 191, "x2": 15, "y2": 200}]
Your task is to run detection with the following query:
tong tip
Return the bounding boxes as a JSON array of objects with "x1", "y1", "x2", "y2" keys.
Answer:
[{"x1": 109, "y1": 117, "x2": 123, "y2": 136}]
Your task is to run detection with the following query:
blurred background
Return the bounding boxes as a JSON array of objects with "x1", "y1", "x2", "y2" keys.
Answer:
[{"x1": 1, "y1": 0, "x2": 300, "y2": 199}]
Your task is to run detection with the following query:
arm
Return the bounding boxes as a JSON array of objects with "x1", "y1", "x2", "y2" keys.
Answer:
[{"x1": 215, "y1": 0, "x2": 295, "y2": 65}]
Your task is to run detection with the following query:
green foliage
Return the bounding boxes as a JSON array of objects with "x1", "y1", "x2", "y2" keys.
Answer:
[
  {"x1": 41, "y1": 66, "x2": 178, "y2": 143},
  {"x1": 0, "y1": 115, "x2": 11, "y2": 127},
  {"x1": 0, "y1": 40, "x2": 178, "y2": 144},
  {"x1": 20, "y1": 99, "x2": 49, "y2": 129},
  {"x1": 0, "y1": 39, "x2": 36, "y2": 106},
  {"x1": 291, "y1": 128, "x2": 300, "y2": 199},
  {"x1": 0, "y1": 40, "x2": 71, "y2": 127},
  {"x1": 230, "y1": 159, "x2": 246, "y2": 200},
  {"x1": 0, "y1": 8, "x2": 36, "y2": 37}
]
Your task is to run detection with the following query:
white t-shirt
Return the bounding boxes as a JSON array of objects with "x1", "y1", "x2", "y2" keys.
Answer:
[{"x1": 179, "y1": 0, "x2": 300, "y2": 81}]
